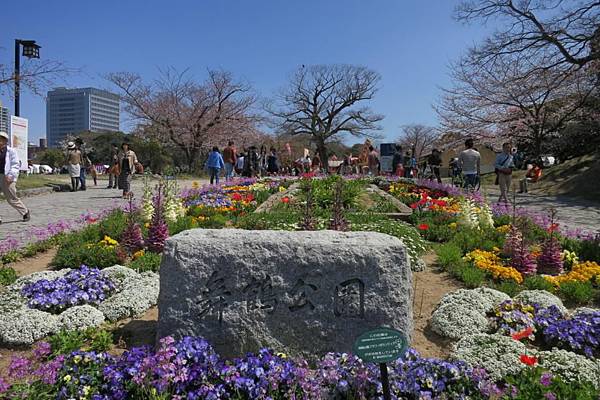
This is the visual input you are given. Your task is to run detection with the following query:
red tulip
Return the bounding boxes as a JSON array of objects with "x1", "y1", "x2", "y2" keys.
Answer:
[
  {"x1": 418, "y1": 223, "x2": 429, "y2": 231},
  {"x1": 520, "y1": 354, "x2": 537, "y2": 366},
  {"x1": 511, "y1": 326, "x2": 533, "y2": 341},
  {"x1": 281, "y1": 197, "x2": 290, "y2": 204}
]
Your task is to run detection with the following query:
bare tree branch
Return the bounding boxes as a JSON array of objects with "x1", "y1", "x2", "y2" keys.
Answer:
[{"x1": 267, "y1": 64, "x2": 383, "y2": 170}]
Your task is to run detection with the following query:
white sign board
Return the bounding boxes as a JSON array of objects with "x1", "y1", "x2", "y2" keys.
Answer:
[{"x1": 10, "y1": 116, "x2": 28, "y2": 171}]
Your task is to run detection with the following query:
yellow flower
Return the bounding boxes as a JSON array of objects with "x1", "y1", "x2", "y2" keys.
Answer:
[
  {"x1": 144, "y1": 222, "x2": 150, "y2": 228},
  {"x1": 495, "y1": 225, "x2": 511, "y2": 234},
  {"x1": 132, "y1": 250, "x2": 145, "y2": 260},
  {"x1": 449, "y1": 222, "x2": 458, "y2": 229},
  {"x1": 63, "y1": 375, "x2": 72, "y2": 382},
  {"x1": 546, "y1": 261, "x2": 600, "y2": 286},
  {"x1": 192, "y1": 181, "x2": 200, "y2": 189},
  {"x1": 276, "y1": 352, "x2": 288, "y2": 359},
  {"x1": 278, "y1": 186, "x2": 286, "y2": 192},
  {"x1": 464, "y1": 249, "x2": 523, "y2": 284},
  {"x1": 83, "y1": 386, "x2": 91, "y2": 396},
  {"x1": 73, "y1": 355, "x2": 82, "y2": 364}
]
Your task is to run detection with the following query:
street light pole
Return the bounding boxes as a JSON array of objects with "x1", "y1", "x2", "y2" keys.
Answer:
[
  {"x1": 14, "y1": 39, "x2": 21, "y2": 117},
  {"x1": 14, "y1": 39, "x2": 41, "y2": 118}
]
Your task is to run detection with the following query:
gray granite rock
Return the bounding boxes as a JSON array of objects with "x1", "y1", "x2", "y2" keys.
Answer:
[{"x1": 157, "y1": 229, "x2": 413, "y2": 359}]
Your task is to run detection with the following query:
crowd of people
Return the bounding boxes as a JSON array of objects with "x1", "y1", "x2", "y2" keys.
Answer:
[{"x1": 0, "y1": 132, "x2": 550, "y2": 224}]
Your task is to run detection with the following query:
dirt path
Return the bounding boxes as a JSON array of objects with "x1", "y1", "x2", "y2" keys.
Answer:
[
  {"x1": 411, "y1": 252, "x2": 464, "y2": 358},
  {"x1": 8, "y1": 248, "x2": 57, "y2": 277}
]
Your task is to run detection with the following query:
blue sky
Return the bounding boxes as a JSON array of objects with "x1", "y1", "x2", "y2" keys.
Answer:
[{"x1": 1, "y1": 0, "x2": 490, "y2": 144}]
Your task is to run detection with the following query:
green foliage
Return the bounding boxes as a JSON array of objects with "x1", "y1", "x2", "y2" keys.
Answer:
[
  {"x1": 37, "y1": 148, "x2": 65, "y2": 168},
  {"x1": 0, "y1": 250, "x2": 20, "y2": 264},
  {"x1": 0, "y1": 266, "x2": 18, "y2": 286},
  {"x1": 20, "y1": 239, "x2": 56, "y2": 258},
  {"x1": 129, "y1": 251, "x2": 162, "y2": 272},
  {"x1": 253, "y1": 189, "x2": 272, "y2": 206},
  {"x1": 299, "y1": 176, "x2": 364, "y2": 213},
  {"x1": 523, "y1": 276, "x2": 556, "y2": 292},
  {"x1": 53, "y1": 234, "x2": 120, "y2": 270},
  {"x1": 494, "y1": 214, "x2": 512, "y2": 227},
  {"x1": 449, "y1": 227, "x2": 505, "y2": 254},
  {"x1": 98, "y1": 210, "x2": 128, "y2": 241},
  {"x1": 561, "y1": 235, "x2": 600, "y2": 263},
  {"x1": 197, "y1": 213, "x2": 229, "y2": 229},
  {"x1": 436, "y1": 243, "x2": 463, "y2": 271},
  {"x1": 454, "y1": 264, "x2": 487, "y2": 288},
  {"x1": 168, "y1": 215, "x2": 198, "y2": 235},
  {"x1": 493, "y1": 280, "x2": 523, "y2": 298},
  {"x1": 48, "y1": 327, "x2": 113, "y2": 357},
  {"x1": 503, "y1": 366, "x2": 599, "y2": 400},
  {"x1": 558, "y1": 281, "x2": 596, "y2": 305},
  {"x1": 236, "y1": 211, "x2": 301, "y2": 230},
  {"x1": 411, "y1": 212, "x2": 459, "y2": 243}
]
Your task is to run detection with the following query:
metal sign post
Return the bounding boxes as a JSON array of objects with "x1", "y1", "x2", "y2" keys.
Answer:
[{"x1": 353, "y1": 327, "x2": 407, "y2": 400}]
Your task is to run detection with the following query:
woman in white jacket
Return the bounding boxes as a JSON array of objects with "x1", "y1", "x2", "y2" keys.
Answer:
[{"x1": 0, "y1": 131, "x2": 30, "y2": 223}]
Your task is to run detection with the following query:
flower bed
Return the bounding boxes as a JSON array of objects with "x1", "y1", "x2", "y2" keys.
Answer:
[
  {"x1": 431, "y1": 288, "x2": 600, "y2": 375},
  {"x1": 0, "y1": 265, "x2": 158, "y2": 345},
  {"x1": 2, "y1": 334, "x2": 598, "y2": 399}
]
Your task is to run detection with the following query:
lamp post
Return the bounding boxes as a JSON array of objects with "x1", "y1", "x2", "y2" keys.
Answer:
[{"x1": 14, "y1": 39, "x2": 41, "y2": 117}]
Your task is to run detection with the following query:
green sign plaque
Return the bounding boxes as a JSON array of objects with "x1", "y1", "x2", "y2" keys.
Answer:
[{"x1": 353, "y1": 327, "x2": 407, "y2": 363}]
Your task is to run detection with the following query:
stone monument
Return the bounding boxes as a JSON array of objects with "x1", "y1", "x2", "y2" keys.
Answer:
[{"x1": 157, "y1": 229, "x2": 413, "y2": 359}]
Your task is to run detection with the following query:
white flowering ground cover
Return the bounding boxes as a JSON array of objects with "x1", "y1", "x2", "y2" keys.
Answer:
[
  {"x1": 429, "y1": 288, "x2": 600, "y2": 388},
  {"x1": 0, "y1": 265, "x2": 159, "y2": 346}
]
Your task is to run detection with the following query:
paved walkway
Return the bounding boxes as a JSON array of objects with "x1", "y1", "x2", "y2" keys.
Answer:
[
  {"x1": 482, "y1": 186, "x2": 600, "y2": 234},
  {"x1": 0, "y1": 178, "x2": 201, "y2": 243},
  {"x1": 2, "y1": 179, "x2": 598, "y2": 245}
]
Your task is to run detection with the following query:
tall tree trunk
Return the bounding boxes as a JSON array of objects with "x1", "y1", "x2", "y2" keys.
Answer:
[{"x1": 316, "y1": 139, "x2": 329, "y2": 175}]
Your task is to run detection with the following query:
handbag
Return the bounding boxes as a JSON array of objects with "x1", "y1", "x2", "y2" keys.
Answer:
[
  {"x1": 134, "y1": 162, "x2": 144, "y2": 174},
  {"x1": 109, "y1": 164, "x2": 120, "y2": 175}
]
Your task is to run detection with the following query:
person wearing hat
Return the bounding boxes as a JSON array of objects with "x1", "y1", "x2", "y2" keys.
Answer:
[
  {"x1": 65, "y1": 141, "x2": 82, "y2": 192},
  {"x1": 117, "y1": 142, "x2": 139, "y2": 198},
  {"x1": 0, "y1": 131, "x2": 30, "y2": 223}
]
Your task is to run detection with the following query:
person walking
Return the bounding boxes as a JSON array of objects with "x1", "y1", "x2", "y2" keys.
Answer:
[
  {"x1": 235, "y1": 152, "x2": 245, "y2": 176},
  {"x1": 458, "y1": 138, "x2": 481, "y2": 190},
  {"x1": 367, "y1": 146, "x2": 379, "y2": 176},
  {"x1": 117, "y1": 142, "x2": 139, "y2": 199},
  {"x1": 66, "y1": 141, "x2": 82, "y2": 192},
  {"x1": 427, "y1": 149, "x2": 443, "y2": 183},
  {"x1": 0, "y1": 131, "x2": 30, "y2": 223},
  {"x1": 75, "y1": 138, "x2": 91, "y2": 191},
  {"x1": 206, "y1": 146, "x2": 225, "y2": 184},
  {"x1": 223, "y1": 141, "x2": 236, "y2": 181},
  {"x1": 266, "y1": 147, "x2": 280, "y2": 175},
  {"x1": 107, "y1": 143, "x2": 119, "y2": 189},
  {"x1": 495, "y1": 143, "x2": 515, "y2": 203},
  {"x1": 403, "y1": 152, "x2": 412, "y2": 178}
]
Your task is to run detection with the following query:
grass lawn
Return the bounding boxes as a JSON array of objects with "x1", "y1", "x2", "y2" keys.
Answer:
[{"x1": 15, "y1": 174, "x2": 70, "y2": 190}]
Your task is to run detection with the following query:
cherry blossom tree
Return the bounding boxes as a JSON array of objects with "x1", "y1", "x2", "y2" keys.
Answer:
[{"x1": 108, "y1": 68, "x2": 259, "y2": 171}]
